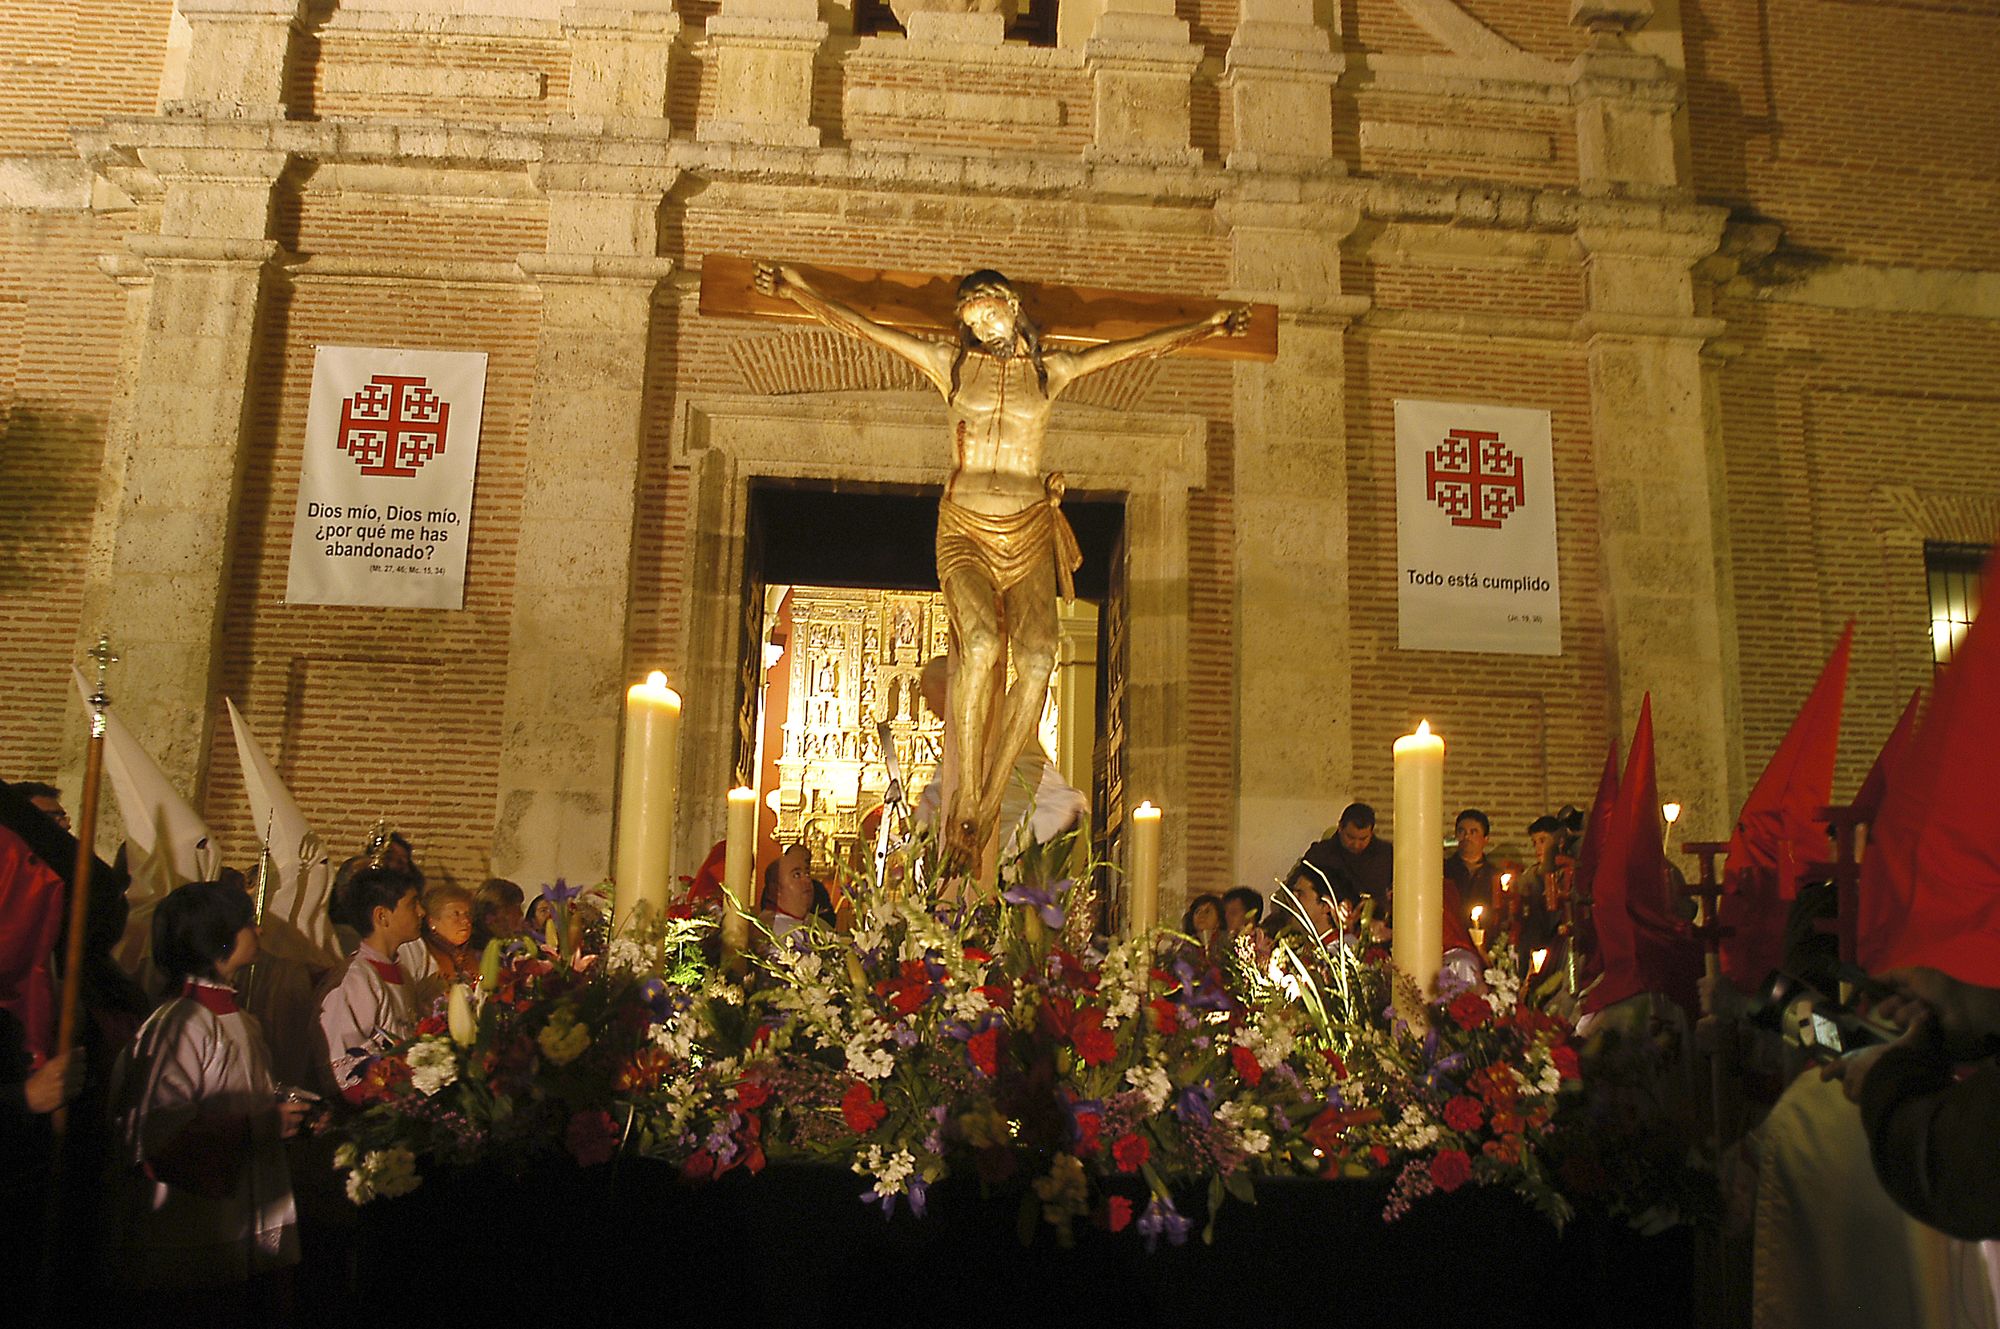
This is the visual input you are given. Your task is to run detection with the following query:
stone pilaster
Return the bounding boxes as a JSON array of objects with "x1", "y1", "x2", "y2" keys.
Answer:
[
  {"x1": 1568, "y1": 0, "x2": 1680, "y2": 197},
  {"x1": 1224, "y1": 191, "x2": 1365, "y2": 885},
  {"x1": 75, "y1": 144, "x2": 288, "y2": 805},
  {"x1": 492, "y1": 155, "x2": 673, "y2": 886},
  {"x1": 1220, "y1": 0, "x2": 1342, "y2": 173},
  {"x1": 697, "y1": 0, "x2": 826, "y2": 148},
  {"x1": 169, "y1": 0, "x2": 311, "y2": 114},
  {"x1": 561, "y1": 3, "x2": 682, "y2": 128},
  {"x1": 1083, "y1": 0, "x2": 1203, "y2": 167},
  {"x1": 1576, "y1": 217, "x2": 1733, "y2": 839}
]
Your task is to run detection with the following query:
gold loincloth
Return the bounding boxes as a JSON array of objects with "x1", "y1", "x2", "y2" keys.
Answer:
[{"x1": 935, "y1": 475, "x2": 1084, "y2": 603}]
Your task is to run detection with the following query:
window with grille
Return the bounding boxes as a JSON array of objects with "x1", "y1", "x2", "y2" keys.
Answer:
[
  {"x1": 852, "y1": 0, "x2": 1060, "y2": 45},
  {"x1": 1926, "y1": 542, "x2": 1986, "y2": 669}
]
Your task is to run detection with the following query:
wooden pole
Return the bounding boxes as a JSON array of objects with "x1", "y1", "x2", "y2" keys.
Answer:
[{"x1": 52, "y1": 638, "x2": 114, "y2": 1139}]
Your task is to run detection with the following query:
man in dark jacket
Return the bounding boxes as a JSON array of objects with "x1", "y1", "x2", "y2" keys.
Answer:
[
  {"x1": 1298, "y1": 802, "x2": 1393, "y2": 912},
  {"x1": 1826, "y1": 964, "x2": 2000, "y2": 1240}
]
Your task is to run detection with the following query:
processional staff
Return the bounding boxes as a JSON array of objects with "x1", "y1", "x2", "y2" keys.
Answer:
[{"x1": 52, "y1": 635, "x2": 115, "y2": 1139}]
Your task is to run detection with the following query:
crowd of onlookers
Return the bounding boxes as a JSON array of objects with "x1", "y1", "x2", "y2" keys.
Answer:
[{"x1": 1180, "y1": 800, "x2": 1579, "y2": 969}]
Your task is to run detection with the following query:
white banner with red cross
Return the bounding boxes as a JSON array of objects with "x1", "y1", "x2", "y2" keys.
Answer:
[
  {"x1": 285, "y1": 345, "x2": 488, "y2": 610},
  {"x1": 1395, "y1": 398, "x2": 1562, "y2": 655}
]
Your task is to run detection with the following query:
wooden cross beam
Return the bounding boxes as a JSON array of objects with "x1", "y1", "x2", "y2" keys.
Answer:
[
  {"x1": 1679, "y1": 839, "x2": 1735, "y2": 977},
  {"x1": 698, "y1": 254, "x2": 1281, "y2": 363},
  {"x1": 1809, "y1": 803, "x2": 1865, "y2": 968}
]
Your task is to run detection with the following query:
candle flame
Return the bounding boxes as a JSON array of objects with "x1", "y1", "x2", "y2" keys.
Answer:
[
  {"x1": 1416, "y1": 719, "x2": 1431, "y2": 739},
  {"x1": 1531, "y1": 948, "x2": 1548, "y2": 974},
  {"x1": 729, "y1": 785, "x2": 757, "y2": 802},
  {"x1": 1470, "y1": 905, "x2": 1483, "y2": 923},
  {"x1": 647, "y1": 669, "x2": 667, "y2": 689},
  {"x1": 1661, "y1": 801, "x2": 1682, "y2": 825},
  {"x1": 1135, "y1": 801, "x2": 1159, "y2": 817},
  {"x1": 1500, "y1": 872, "x2": 1513, "y2": 889}
]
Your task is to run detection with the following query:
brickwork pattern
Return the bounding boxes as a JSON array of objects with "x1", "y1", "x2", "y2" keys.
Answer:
[
  {"x1": 1716, "y1": 294, "x2": 2000, "y2": 798},
  {"x1": 0, "y1": 0, "x2": 173, "y2": 154},
  {"x1": 0, "y1": 209, "x2": 130, "y2": 781}
]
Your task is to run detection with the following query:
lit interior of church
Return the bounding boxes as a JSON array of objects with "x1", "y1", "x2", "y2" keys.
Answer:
[{"x1": 1, "y1": 2, "x2": 1995, "y2": 1323}]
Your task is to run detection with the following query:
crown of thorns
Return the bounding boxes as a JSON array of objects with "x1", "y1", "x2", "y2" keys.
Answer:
[{"x1": 954, "y1": 271, "x2": 1022, "y2": 316}]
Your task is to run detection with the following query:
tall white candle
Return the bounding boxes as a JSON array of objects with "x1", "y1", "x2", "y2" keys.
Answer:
[
  {"x1": 614, "y1": 671, "x2": 681, "y2": 922},
  {"x1": 722, "y1": 786, "x2": 759, "y2": 962},
  {"x1": 1392, "y1": 720, "x2": 1445, "y2": 1013},
  {"x1": 1129, "y1": 801, "x2": 1162, "y2": 936}
]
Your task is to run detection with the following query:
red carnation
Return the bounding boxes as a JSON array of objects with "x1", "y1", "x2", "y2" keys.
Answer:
[
  {"x1": 1370, "y1": 1145, "x2": 1390, "y2": 1168},
  {"x1": 1442, "y1": 1095, "x2": 1484, "y2": 1134},
  {"x1": 1447, "y1": 992, "x2": 1491, "y2": 1030},
  {"x1": 1074, "y1": 1108, "x2": 1104, "y2": 1154},
  {"x1": 967, "y1": 1027, "x2": 1000, "y2": 1077},
  {"x1": 977, "y1": 982, "x2": 1014, "y2": 1011},
  {"x1": 1112, "y1": 1132, "x2": 1151, "y2": 1173},
  {"x1": 1072, "y1": 1007, "x2": 1117, "y2": 1067},
  {"x1": 1147, "y1": 998, "x2": 1180, "y2": 1035},
  {"x1": 1322, "y1": 1049, "x2": 1347, "y2": 1077},
  {"x1": 841, "y1": 1081, "x2": 889, "y2": 1134},
  {"x1": 962, "y1": 946, "x2": 994, "y2": 965},
  {"x1": 565, "y1": 1109, "x2": 621, "y2": 1168},
  {"x1": 682, "y1": 1148, "x2": 716, "y2": 1180},
  {"x1": 735, "y1": 1079, "x2": 772, "y2": 1111},
  {"x1": 1105, "y1": 1196, "x2": 1133, "y2": 1233},
  {"x1": 1230, "y1": 1044, "x2": 1265, "y2": 1087},
  {"x1": 1550, "y1": 1045, "x2": 1581, "y2": 1081},
  {"x1": 416, "y1": 1013, "x2": 449, "y2": 1037},
  {"x1": 1429, "y1": 1148, "x2": 1472, "y2": 1193}
]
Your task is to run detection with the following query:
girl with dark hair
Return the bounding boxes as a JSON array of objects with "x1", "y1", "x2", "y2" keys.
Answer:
[
  {"x1": 315, "y1": 867, "x2": 422, "y2": 1102},
  {"x1": 105, "y1": 879, "x2": 311, "y2": 1300}
]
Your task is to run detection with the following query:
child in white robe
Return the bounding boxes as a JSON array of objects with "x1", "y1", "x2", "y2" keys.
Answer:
[
  {"x1": 106, "y1": 879, "x2": 312, "y2": 1295},
  {"x1": 315, "y1": 865, "x2": 423, "y2": 1103}
]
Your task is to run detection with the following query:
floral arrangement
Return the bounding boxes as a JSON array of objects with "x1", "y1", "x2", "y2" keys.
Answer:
[{"x1": 332, "y1": 834, "x2": 1587, "y2": 1246}]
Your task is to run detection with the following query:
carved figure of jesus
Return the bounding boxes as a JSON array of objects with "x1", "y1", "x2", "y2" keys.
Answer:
[{"x1": 756, "y1": 262, "x2": 1248, "y2": 869}]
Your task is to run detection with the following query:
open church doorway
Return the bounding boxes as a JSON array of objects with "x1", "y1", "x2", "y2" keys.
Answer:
[{"x1": 732, "y1": 480, "x2": 1126, "y2": 905}]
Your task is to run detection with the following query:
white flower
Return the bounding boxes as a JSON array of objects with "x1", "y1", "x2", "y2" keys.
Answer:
[
  {"x1": 1125, "y1": 1064, "x2": 1171, "y2": 1114},
  {"x1": 853, "y1": 1145, "x2": 917, "y2": 1198},
  {"x1": 604, "y1": 938, "x2": 648, "y2": 975},
  {"x1": 332, "y1": 1143, "x2": 357, "y2": 1171},
  {"x1": 406, "y1": 1037, "x2": 459, "y2": 1097},
  {"x1": 845, "y1": 1019, "x2": 895, "y2": 1080},
  {"x1": 345, "y1": 1146, "x2": 422, "y2": 1204},
  {"x1": 945, "y1": 986, "x2": 991, "y2": 1023},
  {"x1": 1217, "y1": 1100, "x2": 1272, "y2": 1157}
]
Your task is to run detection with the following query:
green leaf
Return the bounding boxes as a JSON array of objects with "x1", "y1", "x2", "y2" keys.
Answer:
[
  {"x1": 1016, "y1": 1191, "x2": 1040, "y2": 1247},
  {"x1": 1224, "y1": 1172, "x2": 1256, "y2": 1206}
]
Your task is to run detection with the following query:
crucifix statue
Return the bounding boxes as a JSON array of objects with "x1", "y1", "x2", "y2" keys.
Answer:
[{"x1": 705, "y1": 255, "x2": 1274, "y2": 874}]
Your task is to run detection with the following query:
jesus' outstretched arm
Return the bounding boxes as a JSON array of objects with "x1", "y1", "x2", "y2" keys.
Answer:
[
  {"x1": 754, "y1": 262, "x2": 953, "y2": 394},
  {"x1": 1043, "y1": 305, "x2": 1251, "y2": 396}
]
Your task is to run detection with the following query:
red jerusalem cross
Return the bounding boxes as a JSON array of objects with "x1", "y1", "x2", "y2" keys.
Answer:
[
  {"x1": 1426, "y1": 428, "x2": 1525, "y2": 530},
  {"x1": 336, "y1": 374, "x2": 450, "y2": 478}
]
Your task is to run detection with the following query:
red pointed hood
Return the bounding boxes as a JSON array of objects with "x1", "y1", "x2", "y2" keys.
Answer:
[
  {"x1": 1573, "y1": 742, "x2": 1621, "y2": 906},
  {"x1": 1585, "y1": 698, "x2": 1702, "y2": 1016},
  {"x1": 1719, "y1": 625, "x2": 1852, "y2": 986},
  {"x1": 1850, "y1": 690, "x2": 1922, "y2": 826},
  {"x1": 1858, "y1": 545, "x2": 2000, "y2": 985}
]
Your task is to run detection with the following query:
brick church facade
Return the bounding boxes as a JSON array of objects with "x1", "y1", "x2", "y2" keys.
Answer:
[{"x1": 0, "y1": 0, "x2": 1993, "y2": 906}]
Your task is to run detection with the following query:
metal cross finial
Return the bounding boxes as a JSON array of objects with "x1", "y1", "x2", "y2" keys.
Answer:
[{"x1": 83, "y1": 634, "x2": 117, "y2": 737}]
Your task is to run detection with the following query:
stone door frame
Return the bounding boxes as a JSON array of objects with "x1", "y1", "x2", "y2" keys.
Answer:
[{"x1": 670, "y1": 391, "x2": 1207, "y2": 899}]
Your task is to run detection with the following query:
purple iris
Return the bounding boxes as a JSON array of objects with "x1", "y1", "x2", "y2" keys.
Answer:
[
  {"x1": 1001, "y1": 881, "x2": 1066, "y2": 929},
  {"x1": 638, "y1": 977, "x2": 676, "y2": 1022},
  {"x1": 943, "y1": 1009, "x2": 1001, "y2": 1042},
  {"x1": 1172, "y1": 957, "x2": 1234, "y2": 1014},
  {"x1": 863, "y1": 1180, "x2": 926, "y2": 1221},
  {"x1": 1173, "y1": 1084, "x2": 1214, "y2": 1129},
  {"x1": 543, "y1": 878, "x2": 585, "y2": 905},
  {"x1": 1136, "y1": 1195, "x2": 1193, "y2": 1252}
]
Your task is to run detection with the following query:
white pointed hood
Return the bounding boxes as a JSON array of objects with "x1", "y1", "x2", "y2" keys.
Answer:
[
  {"x1": 226, "y1": 697, "x2": 339, "y2": 964},
  {"x1": 74, "y1": 666, "x2": 220, "y2": 884}
]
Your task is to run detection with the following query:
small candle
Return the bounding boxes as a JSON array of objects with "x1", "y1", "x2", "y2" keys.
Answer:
[
  {"x1": 1530, "y1": 948, "x2": 1549, "y2": 976},
  {"x1": 1128, "y1": 801, "x2": 1162, "y2": 936},
  {"x1": 614, "y1": 672, "x2": 682, "y2": 922},
  {"x1": 722, "y1": 786, "x2": 759, "y2": 962},
  {"x1": 1469, "y1": 904, "x2": 1485, "y2": 950},
  {"x1": 1392, "y1": 721, "x2": 1445, "y2": 1016}
]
